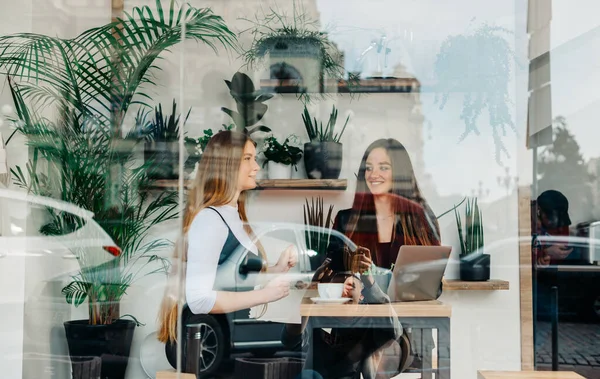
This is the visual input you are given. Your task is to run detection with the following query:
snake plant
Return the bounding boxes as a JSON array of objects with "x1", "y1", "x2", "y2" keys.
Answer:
[
  {"x1": 302, "y1": 104, "x2": 349, "y2": 143},
  {"x1": 455, "y1": 198, "x2": 484, "y2": 258}
]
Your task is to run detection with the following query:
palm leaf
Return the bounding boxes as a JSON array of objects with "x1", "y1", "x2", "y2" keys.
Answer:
[
  {"x1": 0, "y1": 1, "x2": 237, "y2": 129},
  {"x1": 62, "y1": 280, "x2": 92, "y2": 307}
]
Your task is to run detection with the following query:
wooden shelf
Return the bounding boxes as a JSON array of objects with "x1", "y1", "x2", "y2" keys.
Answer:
[
  {"x1": 260, "y1": 77, "x2": 420, "y2": 94},
  {"x1": 256, "y1": 179, "x2": 347, "y2": 190},
  {"x1": 478, "y1": 371, "x2": 584, "y2": 379},
  {"x1": 147, "y1": 179, "x2": 347, "y2": 191},
  {"x1": 443, "y1": 279, "x2": 510, "y2": 291}
]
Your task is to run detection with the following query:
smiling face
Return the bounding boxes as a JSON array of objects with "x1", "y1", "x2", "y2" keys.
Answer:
[
  {"x1": 237, "y1": 141, "x2": 260, "y2": 191},
  {"x1": 365, "y1": 147, "x2": 393, "y2": 195}
]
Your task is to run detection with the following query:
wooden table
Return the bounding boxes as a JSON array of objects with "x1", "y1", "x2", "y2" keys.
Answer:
[
  {"x1": 478, "y1": 371, "x2": 585, "y2": 379},
  {"x1": 300, "y1": 299, "x2": 452, "y2": 379}
]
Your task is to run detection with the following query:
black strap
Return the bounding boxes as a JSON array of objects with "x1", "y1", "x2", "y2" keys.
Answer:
[
  {"x1": 206, "y1": 206, "x2": 251, "y2": 265},
  {"x1": 207, "y1": 206, "x2": 233, "y2": 232}
]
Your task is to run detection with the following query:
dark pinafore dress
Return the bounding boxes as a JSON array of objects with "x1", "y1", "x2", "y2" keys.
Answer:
[{"x1": 165, "y1": 207, "x2": 258, "y2": 369}]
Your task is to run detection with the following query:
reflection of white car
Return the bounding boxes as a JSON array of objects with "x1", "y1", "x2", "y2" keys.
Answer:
[
  {"x1": 0, "y1": 189, "x2": 119, "y2": 379},
  {"x1": 171, "y1": 222, "x2": 357, "y2": 377}
]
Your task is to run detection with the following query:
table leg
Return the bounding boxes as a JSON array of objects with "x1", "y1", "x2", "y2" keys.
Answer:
[
  {"x1": 437, "y1": 320, "x2": 451, "y2": 379},
  {"x1": 421, "y1": 329, "x2": 433, "y2": 379}
]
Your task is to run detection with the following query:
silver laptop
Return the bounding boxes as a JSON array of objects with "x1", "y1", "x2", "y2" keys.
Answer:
[{"x1": 387, "y1": 245, "x2": 452, "y2": 302}]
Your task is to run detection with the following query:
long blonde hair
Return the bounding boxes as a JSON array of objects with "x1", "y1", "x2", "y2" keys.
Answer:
[{"x1": 157, "y1": 130, "x2": 263, "y2": 343}]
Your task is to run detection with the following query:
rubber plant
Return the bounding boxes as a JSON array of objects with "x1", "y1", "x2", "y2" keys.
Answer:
[
  {"x1": 0, "y1": 0, "x2": 237, "y2": 325},
  {"x1": 222, "y1": 72, "x2": 273, "y2": 135}
]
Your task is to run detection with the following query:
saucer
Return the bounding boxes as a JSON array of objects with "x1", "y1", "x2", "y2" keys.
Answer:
[{"x1": 310, "y1": 297, "x2": 352, "y2": 304}]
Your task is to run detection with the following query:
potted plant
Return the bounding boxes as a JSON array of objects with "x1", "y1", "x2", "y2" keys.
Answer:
[
  {"x1": 301, "y1": 104, "x2": 349, "y2": 179},
  {"x1": 455, "y1": 198, "x2": 490, "y2": 281},
  {"x1": 142, "y1": 99, "x2": 191, "y2": 180},
  {"x1": 184, "y1": 129, "x2": 211, "y2": 174},
  {"x1": 0, "y1": 2, "x2": 237, "y2": 378},
  {"x1": 222, "y1": 72, "x2": 273, "y2": 136},
  {"x1": 262, "y1": 135, "x2": 303, "y2": 179},
  {"x1": 303, "y1": 197, "x2": 334, "y2": 269},
  {"x1": 241, "y1": 4, "x2": 350, "y2": 100},
  {"x1": 433, "y1": 24, "x2": 515, "y2": 165}
]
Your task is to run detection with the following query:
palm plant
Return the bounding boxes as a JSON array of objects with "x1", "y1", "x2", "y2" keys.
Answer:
[
  {"x1": 0, "y1": 1, "x2": 237, "y2": 325},
  {"x1": 455, "y1": 198, "x2": 484, "y2": 258}
]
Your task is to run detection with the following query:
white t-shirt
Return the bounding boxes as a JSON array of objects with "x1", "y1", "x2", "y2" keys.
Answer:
[{"x1": 185, "y1": 205, "x2": 258, "y2": 314}]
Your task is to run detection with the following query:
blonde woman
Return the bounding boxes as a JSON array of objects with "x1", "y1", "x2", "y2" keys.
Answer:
[{"x1": 158, "y1": 131, "x2": 296, "y2": 373}]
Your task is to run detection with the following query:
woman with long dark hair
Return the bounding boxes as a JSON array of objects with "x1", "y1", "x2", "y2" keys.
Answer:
[
  {"x1": 327, "y1": 138, "x2": 441, "y2": 376},
  {"x1": 282, "y1": 139, "x2": 439, "y2": 378},
  {"x1": 330, "y1": 138, "x2": 440, "y2": 274}
]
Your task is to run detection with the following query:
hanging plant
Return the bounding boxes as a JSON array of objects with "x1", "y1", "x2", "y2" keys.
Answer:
[
  {"x1": 240, "y1": 2, "x2": 358, "y2": 102},
  {"x1": 434, "y1": 24, "x2": 515, "y2": 164}
]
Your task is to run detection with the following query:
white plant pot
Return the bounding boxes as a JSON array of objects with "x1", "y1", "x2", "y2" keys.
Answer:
[{"x1": 267, "y1": 161, "x2": 292, "y2": 179}]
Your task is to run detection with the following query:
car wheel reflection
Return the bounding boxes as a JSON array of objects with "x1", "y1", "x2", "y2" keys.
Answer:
[{"x1": 187, "y1": 314, "x2": 226, "y2": 376}]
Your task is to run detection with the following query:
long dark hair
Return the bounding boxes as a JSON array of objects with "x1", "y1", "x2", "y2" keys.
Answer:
[{"x1": 343, "y1": 139, "x2": 440, "y2": 266}]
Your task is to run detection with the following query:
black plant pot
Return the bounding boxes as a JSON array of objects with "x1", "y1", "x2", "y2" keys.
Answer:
[
  {"x1": 459, "y1": 253, "x2": 491, "y2": 281},
  {"x1": 144, "y1": 141, "x2": 179, "y2": 180},
  {"x1": 64, "y1": 319, "x2": 136, "y2": 379},
  {"x1": 234, "y1": 357, "x2": 305, "y2": 379},
  {"x1": 303, "y1": 141, "x2": 343, "y2": 180}
]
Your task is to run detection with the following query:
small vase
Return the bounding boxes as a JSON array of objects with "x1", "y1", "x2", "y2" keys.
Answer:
[{"x1": 267, "y1": 162, "x2": 292, "y2": 179}]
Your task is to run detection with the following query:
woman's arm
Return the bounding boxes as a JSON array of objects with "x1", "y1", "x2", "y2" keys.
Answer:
[
  {"x1": 186, "y1": 210, "x2": 290, "y2": 314},
  {"x1": 211, "y1": 277, "x2": 289, "y2": 313},
  {"x1": 185, "y1": 210, "x2": 227, "y2": 314}
]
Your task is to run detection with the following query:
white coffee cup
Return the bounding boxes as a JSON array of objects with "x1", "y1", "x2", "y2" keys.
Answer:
[{"x1": 317, "y1": 283, "x2": 344, "y2": 299}]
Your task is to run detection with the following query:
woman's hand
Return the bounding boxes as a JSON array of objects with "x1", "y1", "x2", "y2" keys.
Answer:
[
  {"x1": 353, "y1": 246, "x2": 373, "y2": 275},
  {"x1": 342, "y1": 276, "x2": 364, "y2": 304},
  {"x1": 342, "y1": 276, "x2": 355, "y2": 298},
  {"x1": 261, "y1": 276, "x2": 291, "y2": 303},
  {"x1": 311, "y1": 257, "x2": 334, "y2": 284},
  {"x1": 271, "y1": 245, "x2": 298, "y2": 273}
]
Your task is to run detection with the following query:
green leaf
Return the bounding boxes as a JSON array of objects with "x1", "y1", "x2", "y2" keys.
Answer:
[
  {"x1": 61, "y1": 280, "x2": 91, "y2": 307},
  {"x1": 247, "y1": 125, "x2": 271, "y2": 135}
]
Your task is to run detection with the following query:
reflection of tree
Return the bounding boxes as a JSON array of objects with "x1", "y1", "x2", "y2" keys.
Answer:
[{"x1": 537, "y1": 116, "x2": 595, "y2": 217}]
